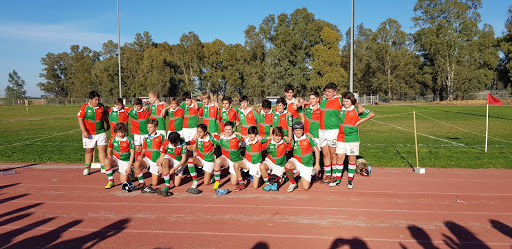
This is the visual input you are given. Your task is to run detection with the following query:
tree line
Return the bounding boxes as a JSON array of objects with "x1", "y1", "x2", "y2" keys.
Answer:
[{"x1": 33, "y1": 1, "x2": 512, "y2": 101}]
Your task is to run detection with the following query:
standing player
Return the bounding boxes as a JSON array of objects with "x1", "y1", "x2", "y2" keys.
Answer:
[
  {"x1": 198, "y1": 92, "x2": 220, "y2": 134},
  {"x1": 260, "y1": 127, "x2": 290, "y2": 191},
  {"x1": 128, "y1": 98, "x2": 150, "y2": 159},
  {"x1": 179, "y1": 92, "x2": 200, "y2": 143},
  {"x1": 303, "y1": 91, "x2": 321, "y2": 151},
  {"x1": 272, "y1": 97, "x2": 293, "y2": 141},
  {"x1": 233, "y1": 126, "x2": 264, "y2": 191},
  {"x1": 257, "y1": 99, "x2": 274, "y2": 138},
  {"x1": 187, "y1": 124, "x2": 217, "y2": 188},
  {"x1": 212, "y1": 121, "x2": 243, "y2": 190},
  {"x1": 148, "y1": 91, "x2": 167, "y2": 137},
  {"x1": 161, "y1": 97, "x2": 184, "y2": 138},
  {"x1": 237, "y1": 95, "x2": 258, "y2": 136},
  {"x1": 159, "y1": 131, "x2": 188, "y2": 191},
  {"x1": 283, "y1": 84, "x2": 304, "y2": 123},
  {"x1": 334, "y1": 92, "x2": 375, "y2": 189},
  {"x1": 25, "y1": 98, "x2": 29, "y2": 113},
  {"x1": 133, "y1": 119, "x2": 165, "y2": 192},
  {"x1": 77, "y1": 91, "x2": 109, "y2": 175},
  {"x1": 284, "y1": 121, "x2": 321, "y2": 192},
  {"x1": 108, "y1": 98, "x2": 131, "y2": 137},
  {"x1": 104, "y1": 123, "x2": 135, "y2": 189},
  {"x1": 219, "y1": 96, "x2": 238, "y2": 133}
]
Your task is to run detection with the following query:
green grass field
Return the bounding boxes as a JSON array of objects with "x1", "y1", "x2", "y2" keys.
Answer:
[{"x1": 0, "y1": 104, "x2": 511, "y2": 168}]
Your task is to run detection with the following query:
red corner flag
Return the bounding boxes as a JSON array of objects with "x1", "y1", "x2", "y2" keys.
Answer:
[{"x1": 487, "y1": 93, "x2": 502, "y2": 106}]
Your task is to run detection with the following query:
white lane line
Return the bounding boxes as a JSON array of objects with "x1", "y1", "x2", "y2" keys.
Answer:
[{"x1": 0, "y1": 129, "x2": 80, "y2": 149}]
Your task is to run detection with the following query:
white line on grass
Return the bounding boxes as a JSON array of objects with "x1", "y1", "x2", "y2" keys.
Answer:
[
  {"x1": 0, "y1": 129, "x2": 80, "y2": 149},
  {"x1": 0, "y1": 226, "x2": 508, "y2": 246},
  {"x1": 11, "y1": 200, "x2": 512, "y2": 216},
  {"x1": 371, "y1": 112, "x2": 413, "y2": 119}
]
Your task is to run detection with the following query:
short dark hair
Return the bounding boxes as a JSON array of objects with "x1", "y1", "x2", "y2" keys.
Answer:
[
  {"x1": 342, "y1": 91, "x2": 357, "y2": 105},
  {"x1": 240, "y1": 95, "x2": 249, "y2": 103},
  {"x1": 182, "y1": 92, "x2": 191, "y2": 100},
  {"x1": 276, "y1": 97, "x2": 286, "y2": 106},
  {"x1": 134, "y1": 98, "x2": 143, "y2": 106},
  {"x1": 115, "y1": 98, "x2": 124, "y2": 105},
  {"x1": 284, "y1": 84, "x2": 294, "y2": 93},
  {"x1": 89, "y1": 91, "x2": 100, "y2": 100},
  {"x1": 168, "y1": 131, "x2": 181, "y2": 144},
  {"x1": 113, "y1": 122, "x2": 128, "y2": 133},
  {"x1": 169, "y1": 97, "x2": 179, "y2": 104},
  {"x1": 197, "y1": 124, "x2": 208, "y2": 133},
  {"x1": 224, "y1": 121, "x2": 235, "y2": 129},
  {"x1": 272, "y1": 127, "x2": 284, "y2": 137},
  {"x1": 222, "y1": 96, "x2": 232, "y2": 104},
  {"x1": 147, "y1": 119, "x2": 159, "y2": 127},
  {"x1": 324, "y1": 83, "x2": 337, "y2": 91},
  {"x1": 310, "y1": 91, "x2": 320, "y2": 98},
  {"x1": 262, "y1": 99, "x2": 271, "y2": 109},
  {"x1": 248, "y1": 126, "x2": 258, "y2": 135}
]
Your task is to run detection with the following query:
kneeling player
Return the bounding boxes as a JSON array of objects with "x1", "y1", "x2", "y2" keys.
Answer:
[
  {"x1": 284, "y1": 121, "x2": 320, "y2": 192},
  {"x1": 158, "y1": 131, "x2": 189, "y2": 191},
  {"x1": 233, "y1": 126, "x2": 263, "y2": 191},
  {"x1": 104, "y1": 123, "x2": 135, "y2": 189},
  {"x1": 187, "y1": 124, "x2": 216, "y2": 189},
  {"x1": 133, "y1": 119, "x2": 165, "y2": 192},
  {"x1": 213, "y1": 121, "x2": 242, "y2": 190},
  {"x1": 260, "y1": 127, "x2": 290, "y2": 191}
]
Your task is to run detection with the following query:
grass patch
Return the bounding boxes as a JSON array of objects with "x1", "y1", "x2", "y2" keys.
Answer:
[{"x1": 0, "y1": 104, "x2": 511, "y2": 168}]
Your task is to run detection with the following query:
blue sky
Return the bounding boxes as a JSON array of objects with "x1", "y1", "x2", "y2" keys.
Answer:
[{"x1": 0, "y1": 0, "x2": 509, "y2": 97}]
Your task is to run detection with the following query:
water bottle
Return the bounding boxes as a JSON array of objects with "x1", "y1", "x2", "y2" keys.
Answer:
[
  {"x1": 368, "y1": 164, "x2": 372, "y2": 176},
  {"x1": 0, "y1": 170, "x2": 16, "y2": 176}
]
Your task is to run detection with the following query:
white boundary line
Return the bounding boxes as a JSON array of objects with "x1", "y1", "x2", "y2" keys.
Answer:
[
  {"x1": 0, "y1": 226, "x2": 509, "y2": 246},
  {"x1": 0, "y1": 129, "x2": 80, "y2": 149},
  {"x1": 10, "y1": 200, "x2": 512, "y2": 216},
  {"x1": 371, "y1": 112, "x2": 413, "y2": 119}
]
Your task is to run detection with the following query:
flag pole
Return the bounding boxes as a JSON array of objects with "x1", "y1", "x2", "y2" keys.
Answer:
[{"x1": 485, "y1": 103, "x2": 489, "y2": 152}]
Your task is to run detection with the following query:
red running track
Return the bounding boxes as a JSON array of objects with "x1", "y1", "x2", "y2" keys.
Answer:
[{"x1": 0, "y1": 163, "x2": 511, "y2": 249}]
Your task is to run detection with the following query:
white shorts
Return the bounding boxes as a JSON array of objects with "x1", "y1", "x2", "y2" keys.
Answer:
[
  {"x1": 336, "y1": 141, "x2": 360, "y2": 156},
  {"x1": 263, "y1": 158, "x2": 285, "y2": 177},
  {"x1": 167, "y1": 130, "x2": 184, "y2": 140},
  {"x1": 195, "y1": 156, "x2": 214, "y2": 174},
  {"x1": 143, "y1": 157, "x2": 159, "y2": 175},
  {"x1": 319, "y1": 129, "x2": 338, "y2": 148},
  {"x1": 163, "y1": 155, "x2": 185, "y2": 176},
  {"x1": 113, "y1": 156, "x2": 130, "y2": 175},
  {"x1": 82, "y1": 133, "x2": 107, "y2": 149},
  {"x1": 242, "y1": 158, "x2": 261, "y2": 178},
  {"x1": 181, "y1": 128, "x2": 197, "y2": 142},
  {"x1": 219, "y1": 155, "x2": 236, "y2": 175},
  {"x1": 288, "y1": 158, "x2": 313, "y2": 182},
  {"x1": 133, "y1": 134, "x2": 148, "y2": 146}
]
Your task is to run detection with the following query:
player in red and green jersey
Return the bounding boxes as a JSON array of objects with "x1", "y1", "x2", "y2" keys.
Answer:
[
  {"x1": 219, "y1": 96, "x2": 238, "y2": 133},
  {"x1": 283, "y1": 84, "x2": 304, "y2": 123},
  {"x1": 237, "y1": 95, "x2": 258, "y2": 136},
  {"x1": 148, "y1": 91, "x2": 167, "y2": 137},
  {"x1": 257, "y1": 99, "x2": 274, "y2": 138},
  {"x1": 133, "y1": 119, "x2": 166, "y2": 192},
  {"x1": 260, "y1": 127, "x2": 290, "y2": 191},
  {"x1": 198, "y1": 92, "x2": 220, "y2": 134},
  {"x1": 77, "y1": 91, "x2": 109, "y2": 176},
  {"x1": 158, "y1": 131, "x2": 188, "y2": 191},
  {"x1": 161, "y1": 97, "x2": 185, "y2": 138},
  {"x1": 233, "y1": 126, "x2": 264, "y2": 191},
  {"x1": 108, "y1": 98, "x2": 131, "y2": 136},
  {"x1": 302, "y1": 91, "x2": 321, "y2": 150},
  {"x1": 284, "y1": 121, "x2": 321, "y2": 192},
  {"x1": 128, "y1": 98, "x2": 150, "y2": 159},
  {"x1": 187, "y1": 124, "x2": 217, "y2": 189},
  {"x1": 179, "y1": 92, "x2": 200, "y2": 142},
  {"x1": 333, "y1": 92, "x2": 374, "y2": 189},
  {"x1": 104, "y1": 123, "x2": 135, "y2": 189},
  {"x1": 271, "y1": 97, "x2": 293, "y2": 140},
  {"x1": 212, "y1": 121, "x2": 242, "y2": 190}
]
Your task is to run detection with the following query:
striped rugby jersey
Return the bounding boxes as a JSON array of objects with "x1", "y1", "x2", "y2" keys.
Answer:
[
  {"x1": 143, "y1": 133, "x2": 165, "y2": 162},
  {"x1": 237, "y1": 107, "x2": 258, "y2": 135},
  {"x1": 165, "y1": 107, "x2": 184, "y2": 132},
  {"x1": 109, "y1": 136, "x2": 134, "y2": 161},
  {"x1": 262, "y1": 138, "x2": 289, "y2": 167},
  {"x1": 199, "y1": 103, "x2": 220, "y2": 134},
  {"x1": 148, "y1": 102, "x2": 166, "y2": 131},
  {"x1": 319, "y1": 95, "x2": 343, "y2": 130},
  {"x1": 220, "y1": 107, "x2": 238, "y2": 133},
  {"x1": 160, "y1": 138, "x2": 187, "y2": 161},
  {"x1": 242, "y1": 136, "x2": 263, "y2": 164},
  {"x1": 337, "y1": 106, "x2": 372, "y2": 143},
  {"x1": 257, "y1": 108, "x2": 274, "y2": 137},
  {"x1": 128, "y1": 108, "x2": 150, "y2": 135},
  {"x1": 179, "y1": 102, "x2": 199, "y2": 129},
  {"x1": 272, "y1": 111, "x2": 292, "y2": 137},
  {"x1": 77, "y1": 103, "x2": 107, "y2": 135},
  {"x1": 108, "y1": 106, "x2": 131, "y2": 136},
  {"x1": 304, "y1": 104, "x2": 320, "y2": 139},
  {"x1": 289, "y1": 134, "x2": 317, "y2": 167},
  {"x1": 214, "y1": 134, "x2": 242, "y2": 162},
  {"x1": 190, "y1": 134, "x2": 217, "y2": 163}
]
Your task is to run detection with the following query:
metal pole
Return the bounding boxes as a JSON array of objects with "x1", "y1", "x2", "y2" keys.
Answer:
[
  {"x1": 349, "y1": 0, "x2": 354, "y2": 93},
  {"x1": 413, "y1": 111, "x2": 419, "y2": 168},
  {"x1": 485, "y1": 104, "x2": 489, "y2": 152},
  {"x1": 117, "y1": 0, "x2": 122, "y2": 98}
]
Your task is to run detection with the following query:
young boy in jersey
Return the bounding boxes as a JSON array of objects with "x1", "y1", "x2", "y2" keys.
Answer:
[
  {"x1": 260, "y1": 127, "x2": 290, "y2": 191},
  {"x1": 161, "y1": 97, "x2": 184, "y2": 138},
  {"x1": 233, "y1": 126, "x2": 263, "y2": 191},
  {"x1": 212, "y1": 121, "x2": 243, "y2": 189},
  {"x1": 108, "y1": 98, "x2": 131, "y2": 137},
  {"x1": 284, "y1": 121, "x2": 321, "y2": 192},
  {"x1": 302, "y1": 91, "x2": 321, "y2": 151},
  {"x1": 179, "y1": 92, "x2": 200, "y2": 143},
  {"x1": 133, "y1": 119, "x2": 166, "y2": 193},
  {"x1": 272, "y1": 97, "x2": 293, "y2": 141},
  {"x1": 78, "y1": 91, "x2": 110, "y2": 176},
  {"x1": 148, "y1": 91, "x2": 167, "y2": 137},
  {"x1": 158, "y1": 131, "x2": 188, "y2": 191},
  {"x1": 283, "y1": 84, "x2": 304, "y2": 123},
  {"x1": 237, "y1": 95, "x2": 258, "y2": 136},
  {"x1": 333, "y1": 92, "x2": 374, "y2": 189},
  {"x1": 219, "y1": 96, "x2": 238, "y2": 133},
  {"x1": 198, "y1": 92, "x2": 220, "y2": 134},
  {"x1": 128, "y1": 98, "x2": 150, "y2": 159},
  {"x1": 104, "y1": 123, "x2": 135, "y2": 189},
  {"x1": 187, "y1": 124, "x2": 216, "y2": 189},
  {"x1": 257, "y1": 99, "x2": 274, "y2": 138}
]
